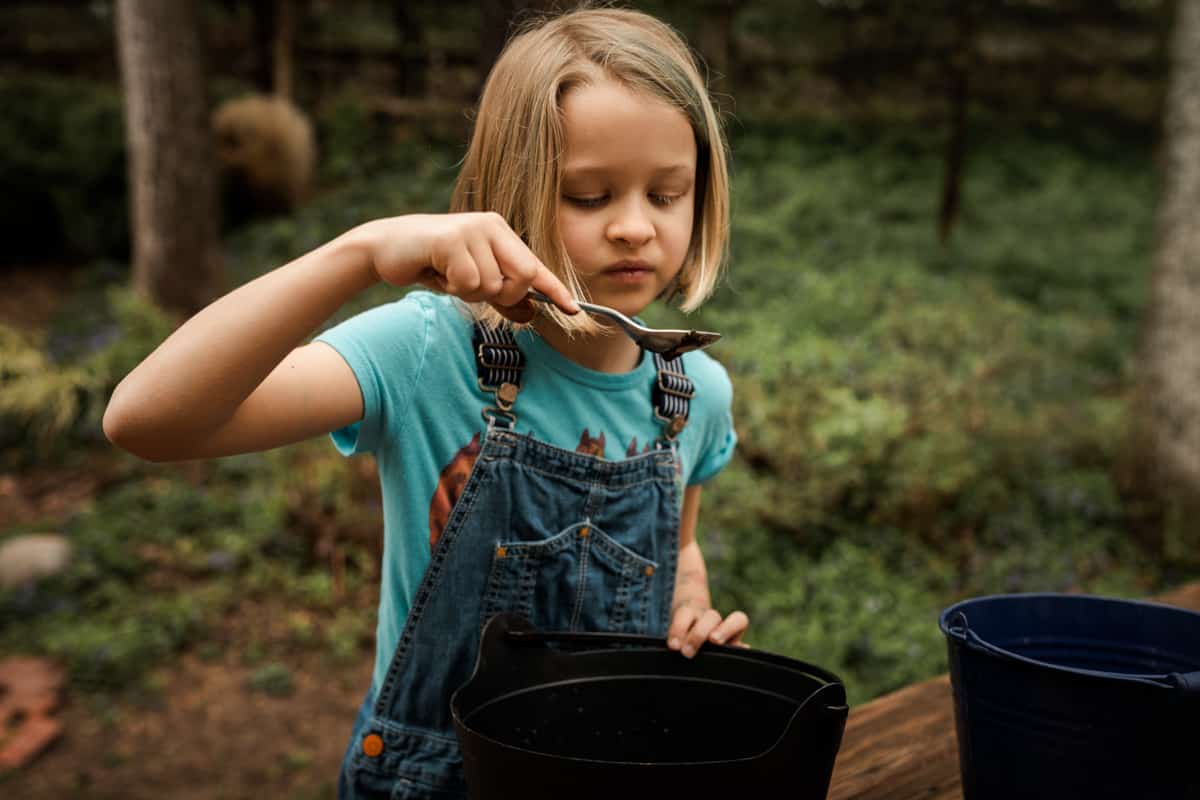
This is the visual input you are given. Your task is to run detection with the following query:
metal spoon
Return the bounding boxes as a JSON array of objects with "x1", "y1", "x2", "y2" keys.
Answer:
[{"x1": 526, "y1": 290, "x2": 722, "y2": 361}]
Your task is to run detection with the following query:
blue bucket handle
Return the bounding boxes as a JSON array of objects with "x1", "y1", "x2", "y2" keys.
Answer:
[{"x1": 946, "y1": 610, "x2": 1200, "y2": 697}]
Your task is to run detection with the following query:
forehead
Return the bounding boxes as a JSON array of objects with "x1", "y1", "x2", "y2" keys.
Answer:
[{"x1": 559, "y1": 78, "x2": 696, "y2": 178}]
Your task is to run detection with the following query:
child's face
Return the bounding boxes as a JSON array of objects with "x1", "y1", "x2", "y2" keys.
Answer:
[{"x1": 556, "y1": 78, "x2": 697, "y2": 318}]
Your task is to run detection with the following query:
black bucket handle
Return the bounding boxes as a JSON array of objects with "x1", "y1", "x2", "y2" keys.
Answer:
[{"x1": 946, "y1": 610, "x2": 1200, "y2": 696}]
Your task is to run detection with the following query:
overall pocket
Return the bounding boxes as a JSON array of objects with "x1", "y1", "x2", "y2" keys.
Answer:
[{"x1": 480, "y1": 521, "x2": 659, "y2": 635}]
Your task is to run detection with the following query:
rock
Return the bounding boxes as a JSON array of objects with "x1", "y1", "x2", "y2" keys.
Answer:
[{"x1": 0, "y1": 534, "x2": 72, "y2": 588}]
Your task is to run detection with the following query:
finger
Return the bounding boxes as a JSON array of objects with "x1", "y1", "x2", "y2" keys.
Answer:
[
  {"x1": 490, "y1": 228, "x2": 548, "y2": 295},
  {"x1": 531, "y1": 264, "x2": 580, "y2": 315},
  {"x1": 707, "y1": 611, "x2": 749, "y2": 646},
  {"x1": 667, "y1": 606, "x2": 699, "y2": 651},
  {"x1": 683, "y1": 609, "x2": 722, "y2": 657},
  {"x1": 494, "y1": 276, "x2": 533, "y2": 309},
  {"x1": 491, "y1": 228, "x2": 579, "y2": 315},
  {"x1": 415, "y1": 266, "x2": 447, "y2": 293},
  {"x1": 465, "y1": 240, "x2": 504, "y2": 303},
  {"x1": 442, "y1": 245, "x2": 480, "y2": 298},
  {"x1": 489, "y1": 232, "x2": 540, "y2": 307}
]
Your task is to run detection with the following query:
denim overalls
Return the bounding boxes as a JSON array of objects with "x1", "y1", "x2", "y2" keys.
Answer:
[{"x1": 338, "y1": 323, "x2": 695, "y2": 799}]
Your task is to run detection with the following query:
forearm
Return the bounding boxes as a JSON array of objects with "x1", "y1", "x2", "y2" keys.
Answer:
[
  {"x1": 672, "y1": 539, "x2": 711, "y2": 614},
  {"x1": 104, "y1": 224, "x2": 379, "y2": 449}
]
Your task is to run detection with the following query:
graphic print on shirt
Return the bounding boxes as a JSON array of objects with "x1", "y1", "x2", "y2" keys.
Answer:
[
  {"x1": 428, "y1": 432, "x2": 482, "y2": 553},
  {"x1": 428, "y1": 428, "x2": 630, "y2": 551},
  {"x1": 625, "y1": 437, "x2": 655, "y2": 457},
  {"x1": 627, "y1": 436, "x2": 684, "y2": 481},
  {"x1": 575, "y1": 429, "x2": 606, "y2": 458}
]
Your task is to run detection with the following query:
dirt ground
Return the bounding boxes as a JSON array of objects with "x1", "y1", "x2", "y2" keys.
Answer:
[
  {"x1": 1, "y1": 448, "x2": 376, "y2": 800},
  {"x1": 9, "y1": 644, "x2": 371, "y2": 800},
  {"x1": 1, "y1": 265, "x2": 374, "y2": 799}
]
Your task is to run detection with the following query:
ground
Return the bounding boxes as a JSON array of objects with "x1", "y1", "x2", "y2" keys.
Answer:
[
  {"x1": 1, "y1": 264, "x2": 375, "y2": 798},
  {"x1": 9, "y1": 606, "x2": 370, "y2": 799}
]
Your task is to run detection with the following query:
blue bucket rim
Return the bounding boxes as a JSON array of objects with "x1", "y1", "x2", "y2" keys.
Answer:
[{"x1": 938, "y1": 592, "x2": 1200, "y2": 694}]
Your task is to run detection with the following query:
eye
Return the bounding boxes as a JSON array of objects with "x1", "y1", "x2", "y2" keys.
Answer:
[
  {"x1": 564, "y1": 195, "x2": 607, "y2": 209},
  {"x1": 650, "y1": 194, "x2": 680, "y2": 207}
]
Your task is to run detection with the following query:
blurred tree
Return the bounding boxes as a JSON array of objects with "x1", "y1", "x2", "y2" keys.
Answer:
[
  {"x1": 696, "y1": 0, "x2": 741, "y2": 110},
  {"x1": 393, "y1": 0, "x2": 427, "y2": 97},
  {"x1": 477, "y1": 0, "x2": 553, "y2": 97},
  {"x1": 252, "y1": 0, "x2": 297, "y2": 100},
  {"x1": 1138, "y1": 0, "x2": 1200, "y2": 516},
  {"x1": 114, "y1": 0, "x2": 223, "y2": 315},
  {"x1": 937, "y1": 0, "x2": 977, "y2": 243}
]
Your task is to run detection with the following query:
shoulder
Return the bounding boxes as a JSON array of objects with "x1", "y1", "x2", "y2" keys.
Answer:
[
  {"x1": 679, "y1": 350, "x2": 733, "y2": 409},
  {"x1": 320, "y1": 290, "x2": 469, "y2": 342},
  {"x1": 675, "y1": 350, "x2": 737, "y2": 484}
]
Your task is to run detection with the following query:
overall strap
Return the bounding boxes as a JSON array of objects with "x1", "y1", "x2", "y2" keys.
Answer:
[
  {"x1": 472, "y1": 323, "x2": 694, "y2": 440},
  {"x1": 473, "y1": 322, "x2": 524, "y2": 427},
  {"x1": 652, "y1": 352, "x2": 693, "y2": 441}
]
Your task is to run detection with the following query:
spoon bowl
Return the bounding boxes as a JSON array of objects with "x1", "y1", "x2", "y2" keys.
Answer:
[{"x1": 527, "y1": 291, "x2": 722, "y2": 361}]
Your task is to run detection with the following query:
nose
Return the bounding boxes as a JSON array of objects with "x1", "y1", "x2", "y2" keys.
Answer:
[{"x1": 605, "y1": 197, "x2": 655, "y2": 247}]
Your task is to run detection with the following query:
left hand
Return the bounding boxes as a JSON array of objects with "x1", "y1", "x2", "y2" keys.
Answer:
[{"x1": 667, "y1": 606, "x2": 749, "y2": 659}]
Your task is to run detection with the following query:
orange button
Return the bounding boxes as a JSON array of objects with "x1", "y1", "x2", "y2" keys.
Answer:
[
  {"x1": 496, "y1": 546, "x2": 507, "y2": 558},
  {"x1": 362, "y1": 733, "x2": 384, "y2": 758},
  {"x1": 645, "y1": 566, "x2": 655, "y2": 577},
  {"x1": 579, "y1": 527, "x2": 590, "y2": 538}
]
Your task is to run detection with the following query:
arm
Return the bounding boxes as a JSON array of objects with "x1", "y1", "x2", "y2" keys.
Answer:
[
  {"x1": 103, "y1": 213, "x2": 578, "y2": 462},
  {"x1": 666, "y1": 484, "x2": 749, "y2": 658}
]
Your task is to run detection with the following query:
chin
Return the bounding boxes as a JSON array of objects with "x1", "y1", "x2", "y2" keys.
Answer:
[{"x1": 592, "y1": 288, "x2": 658, "y2": 316}]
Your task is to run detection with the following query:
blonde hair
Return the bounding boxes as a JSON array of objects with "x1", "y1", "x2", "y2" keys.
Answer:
[{"x1": 450, "y1": 5, "x2": 730, "y2": 333}]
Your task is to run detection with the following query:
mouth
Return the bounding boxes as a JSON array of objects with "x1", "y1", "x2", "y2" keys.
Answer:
[{"x1": 602, "y1": 260, "x2": 654, "y2": 277}]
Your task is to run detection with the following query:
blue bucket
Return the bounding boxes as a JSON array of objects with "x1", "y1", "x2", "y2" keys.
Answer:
[{"x1": 939, "y1": 593, "x2": 1200, "y2": 800}]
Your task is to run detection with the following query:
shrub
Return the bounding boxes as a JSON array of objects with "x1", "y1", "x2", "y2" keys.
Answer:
[{"x1": 0, "y1": 75, "x2": 128, "y2": 263}]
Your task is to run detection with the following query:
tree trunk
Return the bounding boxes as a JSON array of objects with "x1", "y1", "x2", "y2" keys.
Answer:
[
  {"x1": 938, "y1": 0, "x2": 975, "y2": 243},
  {"x1": 697, "y1": 0, "x2": 739, "y2": 113},
  {"x1": 1138, "y1": 0, "x2": 1200, "y2": 509},
  {"x1": 252, "y1": 0, "x2": 294, "y2": 98},
  {"x1": 393, "y1": 0, "x2": 427, "y2": 97},
  {"x1": 115, "y1": 0, "x2": 223, "y2": 315},
  {"x1": 273, "y1": 0, "x2": 295, "y2": 100}
]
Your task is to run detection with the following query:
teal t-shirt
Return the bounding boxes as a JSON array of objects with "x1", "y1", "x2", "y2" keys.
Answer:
[{"x1": 315, "y1": 290, "x2": 737, "y2": 692}]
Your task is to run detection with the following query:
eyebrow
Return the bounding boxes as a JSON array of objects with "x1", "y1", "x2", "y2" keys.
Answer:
[{"x1": 562, "y1": 164, "x2": 694, "y2": 178}]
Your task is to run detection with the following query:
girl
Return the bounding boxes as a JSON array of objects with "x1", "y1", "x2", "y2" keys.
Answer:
[{"x1": 104, "y1": 6, "x2": 747, "y2": 798}]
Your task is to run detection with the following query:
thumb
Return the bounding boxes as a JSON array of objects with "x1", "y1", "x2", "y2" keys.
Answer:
[{"x1": 491, "y1": 298, "x2": 537, "y2": 324}]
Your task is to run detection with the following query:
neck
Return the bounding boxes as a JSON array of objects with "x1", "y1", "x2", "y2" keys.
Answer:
[{"x1": 532, "y1": 319, "x2": 642, "y2": 373}]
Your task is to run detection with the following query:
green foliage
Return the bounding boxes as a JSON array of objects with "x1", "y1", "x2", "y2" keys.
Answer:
[
  {"x1": 658, "y1": 118, "x2": 1168, "y2": 699},
  {"x1": 0, "y1": 74, "x2": 128, "y2": 263},
  {"x1": 4, "y1": 112, "x2": 1190, "y2": 706},
  {"x1": 248, "y1": 662, "x2": 296, "y2": 697},
  {"x1": 39, "y1": 594, "x2": 209, "y2": 692},
  {"x1": 0, "y1": 286, "x2": 175, "y2": 465},
  {"x1": 0, "y1": 462, "x2": 261, "y2": 685},
  {"x1": 0, "y1": 324, "x2": 94, "y2": 451},
  {"x1": 314, "y1": 92, "x2": 401, "y2": 186}
]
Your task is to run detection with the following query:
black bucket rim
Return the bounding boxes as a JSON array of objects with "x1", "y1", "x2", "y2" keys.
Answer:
[
  {"x1": 938, "y1": 592, "x2": 1200, "y2": 693},
  {"x1": 451, "y1": 614, "x2": 849, "y2": 767}
]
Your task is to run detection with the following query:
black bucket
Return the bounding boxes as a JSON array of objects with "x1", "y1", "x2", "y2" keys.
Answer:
[
  {"x1": 451, "y1": 613, "x2": 848, "y2": 800},
  {"x1": 939, "y1": 593, "x2": 1200, "y2": 800}
]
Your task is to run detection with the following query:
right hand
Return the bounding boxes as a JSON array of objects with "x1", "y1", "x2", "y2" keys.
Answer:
[{"x1": 364, "y1": 212, "x2": 579, "y2": 322}]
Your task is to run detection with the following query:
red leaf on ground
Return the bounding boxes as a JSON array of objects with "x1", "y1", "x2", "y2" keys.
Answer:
[{"x1": 0, "y1": 657, "x2": 65, "y2": 769}]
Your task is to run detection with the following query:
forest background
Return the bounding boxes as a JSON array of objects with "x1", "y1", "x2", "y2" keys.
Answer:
[{"x1": 3, "y1": 0, "x2": 1200, "y2": 797}]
